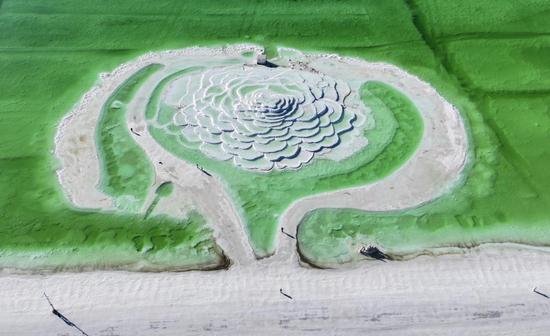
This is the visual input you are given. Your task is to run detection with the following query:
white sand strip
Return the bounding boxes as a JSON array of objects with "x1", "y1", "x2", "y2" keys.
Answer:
[{"x1": 2, "y1": 246, "x2": 550, "y2": 335}]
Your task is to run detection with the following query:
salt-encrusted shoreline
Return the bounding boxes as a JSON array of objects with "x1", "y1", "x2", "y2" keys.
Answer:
[
  {"x1": 3, "y1": 245, "x2": 550, "y2": 335},
  {"x1": 53, "y1": 44, "x2": 468, "y2": 268}
]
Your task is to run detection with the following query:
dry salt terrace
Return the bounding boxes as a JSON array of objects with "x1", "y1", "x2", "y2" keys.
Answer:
[
  {"x1": 150, "y1": 54, "x2": 368, "y2": 171},
  {"x1": 55, "y1": 45, "x2": 467, "y2": 265}
]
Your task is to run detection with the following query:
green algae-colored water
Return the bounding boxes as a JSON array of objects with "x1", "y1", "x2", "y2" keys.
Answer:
[{"x1": 1, "y1": 0, "x2": 550, "y2": 268}]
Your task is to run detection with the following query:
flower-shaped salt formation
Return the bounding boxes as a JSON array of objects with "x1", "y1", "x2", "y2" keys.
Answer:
[{"x1": 164, "y1": 65, "x2": 361, "y2": 171}]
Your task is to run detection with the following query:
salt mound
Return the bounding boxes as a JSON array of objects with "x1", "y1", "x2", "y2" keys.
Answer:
[{"x1": 163, "y1": 65, "x2": 365, "y2": 171}]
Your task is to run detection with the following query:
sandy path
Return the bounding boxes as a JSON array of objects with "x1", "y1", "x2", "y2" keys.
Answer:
[
  {"x1": 2, "y1": 246, "x2": 550, "y2": 335},
  {"x1": 126, "y1": 65, "x2": 256, "y2": 266},
  {"x1": 273, "y1": 59, "x2": 467, "y2": 263}
]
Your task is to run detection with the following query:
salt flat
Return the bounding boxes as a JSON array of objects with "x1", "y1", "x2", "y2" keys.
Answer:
[{"x1": 2, "y1": 246, "x2": 550, "y2": 335}]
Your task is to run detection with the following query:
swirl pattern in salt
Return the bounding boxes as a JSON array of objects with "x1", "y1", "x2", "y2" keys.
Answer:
[{"x1": 164, "y1": 65, "x2": 364, "y2": 171}]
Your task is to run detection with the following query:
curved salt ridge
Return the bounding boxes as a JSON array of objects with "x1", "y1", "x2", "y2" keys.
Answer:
[
  {"x1": 55, "y1": 44, "x2": 467, "y2": 267},
  {"x1": 55, "y1": 44, "x2": 268, "y2": 266},
  {"x1": 270, "y1": 48, "x2": 469, "y2": 265}
]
